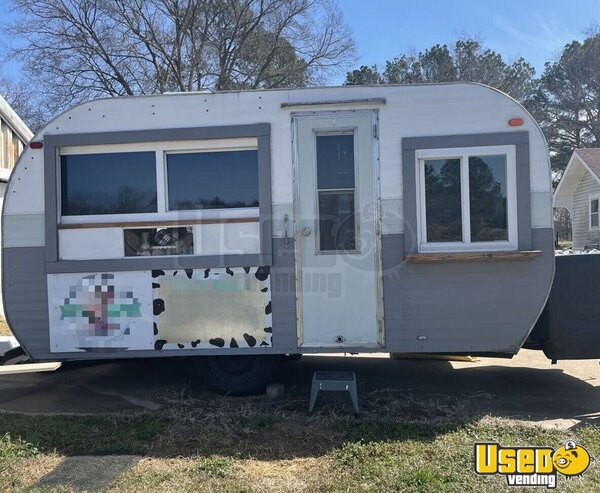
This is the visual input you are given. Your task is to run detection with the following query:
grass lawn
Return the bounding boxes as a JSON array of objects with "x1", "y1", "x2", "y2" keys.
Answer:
[{"x1": 0, "y1": 407, "x2": 598, "y2": 492}]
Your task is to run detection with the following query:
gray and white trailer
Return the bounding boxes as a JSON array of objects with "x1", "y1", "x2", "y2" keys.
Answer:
[{"x1": 2, "y1": 83, "x2": 557, "y2": 393}]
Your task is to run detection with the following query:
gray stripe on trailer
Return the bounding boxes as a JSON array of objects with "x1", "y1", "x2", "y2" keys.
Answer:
[
  {"x1": 381, "y1": 228, "x2": 554, "y2": 354},
  {"x1": 3, "y1": 238, "x2": 298, "y2": 361}
]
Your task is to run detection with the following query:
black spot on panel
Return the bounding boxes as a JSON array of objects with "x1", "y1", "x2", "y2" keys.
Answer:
[
  {"x1": 230, "y1": 338, "x2": 239, "y2": 348},
  {"x1": 209, "y1": 338, "x2": 225, "y2": 348},
  {"x1": 152, "y1": 283, "x2": 160, "y2": 289},
  {"x1": 185, "y1": 269, "x2": 193, "y2": 279},
  {"x1": 153, "y1": 299, "x2": 165, "y2": 316},
  {"x1": 154, "y1": 339, "x2": 167, "y2": 350},
  {"x1": 265, "y1": 301, "x2": 272, "y2": 315},
  {"x1": 260, "y1": 287, "x2": 268, "y2": 293},
  {"x1": 191, "y1": 339, "x2": 201, "y2": 348},
  {"x1": 177, "y1": 343, "x2": 185, "y2": 349},
  {"x1": 255, "y1": 266, "x2": 270, "y2": 281},
  {"x1": 264, "y1": 327, "x2": 272, "y2": 333},
  {"x1": 153, "y1": 323, "x2": 158, "y2": 335},
  {"x1": 243, "y1": 266, "x2": 250, "y2": 274},
  {"x1": 204, "y1": 268, "x2": 211, "y2": 279},
  {"x1": 243, "y1": 333, "x2": 257, "y2": 347},
  {"x1": 152, "y1": 270, "x2": 165, "y2": 278},
  {"x1": 225, "y1": 267, "x2": 234, "y2": 276},
  {"x1": 173, "y1": 271, "x2": 178, "y2": 276},
  {"x1": 260, "y1": 341, "x2": 269, "y2": 347}
]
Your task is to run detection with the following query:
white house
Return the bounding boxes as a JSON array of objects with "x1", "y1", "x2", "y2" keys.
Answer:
[
  {"x1": 0, "y1": 94, "x2": 33, "y2": 316},
  {"x1": 554, "y1": 148, "x2": 600, "y2": 250}
]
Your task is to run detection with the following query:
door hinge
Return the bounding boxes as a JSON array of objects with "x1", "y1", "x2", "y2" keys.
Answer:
[{"x1": 373, "y1": 124, "x2": 378, "y2": 139}]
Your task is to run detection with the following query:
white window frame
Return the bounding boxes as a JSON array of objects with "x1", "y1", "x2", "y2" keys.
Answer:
[
  {"x1": 59, "y1": 138, "x2": 259, "y2": 225},
  {"x1": 589, "y1": 194, "x2": 600, "y2": 230},
  {"x1": 416, "y1": 145, "x2": 518, "y2": 253}
]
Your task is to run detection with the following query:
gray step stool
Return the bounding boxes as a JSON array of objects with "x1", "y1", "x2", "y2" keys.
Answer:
[{"x1": 309, "y1": 371, "x2": 359, "y2": 414}]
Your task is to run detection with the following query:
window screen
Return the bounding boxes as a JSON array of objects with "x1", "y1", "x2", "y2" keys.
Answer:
[
  {"x1": 166, "y1": 150, "x2": 259, "y2": 210},
  {"x1": 61, "y1": 152, "x2": 157, "y2": 216}
]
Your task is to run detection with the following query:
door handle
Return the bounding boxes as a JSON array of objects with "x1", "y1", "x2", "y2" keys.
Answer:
[{"x1": 302, "y1": 227, "x2": 312, "y2": 237}]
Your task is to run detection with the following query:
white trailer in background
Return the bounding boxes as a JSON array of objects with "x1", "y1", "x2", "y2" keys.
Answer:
[
  {"x1": 2, "y1": 83, "x2": 557, "y2": 393},
  {"x1": 0, "y1": 94, "x2": 33, "y2": 319}
]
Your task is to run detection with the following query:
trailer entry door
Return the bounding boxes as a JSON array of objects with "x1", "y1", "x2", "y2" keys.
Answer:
[{"x1": 293, "y1": 111, "x2": 382, "y2": 348}]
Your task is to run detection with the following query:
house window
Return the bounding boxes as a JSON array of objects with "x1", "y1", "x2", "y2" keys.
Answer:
[
  {"x1": 166, "y1": 150, "x2": 259, "y2": 211},
  {"x1": 590, "y1": 196, "x2": 599, "y2": 229},
  {"x1": 61, "y1": 152, "x2": 157, "y2": 216},
  {"x1": 417, "y1": 145, "x2": 517, "y2": 252}
]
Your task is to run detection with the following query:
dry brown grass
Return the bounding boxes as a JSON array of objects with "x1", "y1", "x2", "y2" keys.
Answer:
[
  {"x1": 0, "y1": 317, "x2": 13, "y2": 337},
  {"x1": 10, "y1": 453, "x2": 63, "y2": 489}
]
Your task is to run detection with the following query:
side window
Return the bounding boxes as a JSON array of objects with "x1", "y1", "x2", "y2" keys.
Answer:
[
  {"x1": 166, "y1": 150, "x2": 259, "y2": 211},
  {"x1": 418, "y1": 146, "x2": 516, "y2": 252},
  {"x1": 61, "y1": 152, "x2": 157, "y2": 216},
  {"x1": 590, "y1": 196, "x2": 599, "y2": 229}
]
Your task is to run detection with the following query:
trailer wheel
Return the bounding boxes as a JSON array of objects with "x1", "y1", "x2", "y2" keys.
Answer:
[{"x1": 194, "y1": 355, "x2": 278, "y2": 396}]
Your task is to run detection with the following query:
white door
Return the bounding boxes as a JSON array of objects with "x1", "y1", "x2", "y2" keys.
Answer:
[{"x1": 293, "y1": 111, "x2": 382, "y2": 347}]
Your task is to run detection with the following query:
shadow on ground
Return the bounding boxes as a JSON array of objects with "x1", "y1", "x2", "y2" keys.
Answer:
[{"x1": 0, "y1": 354, "x2": 598, "y2": 460}]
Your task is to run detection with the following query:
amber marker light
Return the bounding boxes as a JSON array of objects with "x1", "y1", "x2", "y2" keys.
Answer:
[{"x1": 508, "y1": 118, "x2": 524, "y2": 127}]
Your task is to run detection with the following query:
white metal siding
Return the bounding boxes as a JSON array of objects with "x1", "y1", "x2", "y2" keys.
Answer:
[
  {"x1": 572, "y1": 172, "x2": 600, "y2": 250},
  {"x1": 3, "y1": 84, "x2": 552, "y2": 234}
]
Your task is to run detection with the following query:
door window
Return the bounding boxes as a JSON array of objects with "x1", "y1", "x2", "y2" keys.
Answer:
[{"x1": 315, "y1": 133, "x2": 357, "y2": 252}]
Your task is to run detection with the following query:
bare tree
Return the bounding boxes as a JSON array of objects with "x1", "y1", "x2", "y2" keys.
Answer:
[
  {"x1": 0, "y1": 74, "x2": 47, "y2": 132},
  {"x1": 4, "y1": 0, "x2": 355, "y2": 116}
]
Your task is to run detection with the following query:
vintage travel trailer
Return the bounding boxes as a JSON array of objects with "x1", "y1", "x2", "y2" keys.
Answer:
[{"x1": 2, "y1": 83, "x2": 556, "y2": 393}]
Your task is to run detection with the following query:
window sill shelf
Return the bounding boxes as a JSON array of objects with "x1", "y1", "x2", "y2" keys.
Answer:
[
  {"x1": 58, "y1": 217, "x2": 259, "y2": 230},
  {"x1": 404, "y1": 250, "x2": 543, "y2": 263}
]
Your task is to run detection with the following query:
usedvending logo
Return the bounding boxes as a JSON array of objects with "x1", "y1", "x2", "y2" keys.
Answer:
[{"x1": 474, "y1": 440, "x2": 594, "y2": 488}]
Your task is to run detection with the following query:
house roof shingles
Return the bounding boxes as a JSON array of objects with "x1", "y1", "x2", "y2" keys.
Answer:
[{"x1": 575, "y1": 148, "x2": 600, "y2": 179}]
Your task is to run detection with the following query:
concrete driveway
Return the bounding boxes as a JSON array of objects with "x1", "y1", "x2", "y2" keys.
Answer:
[{"x1": 0, "y1": 350, "x2": 597, "y2": 428}]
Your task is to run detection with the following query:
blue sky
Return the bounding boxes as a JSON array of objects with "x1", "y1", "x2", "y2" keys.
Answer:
[
  {"x1": 337, "y1": 0, "x2": 600, "y2": 82},
  {"x1": 1, "y1": 0, "x2": 599, "y2": 83}
]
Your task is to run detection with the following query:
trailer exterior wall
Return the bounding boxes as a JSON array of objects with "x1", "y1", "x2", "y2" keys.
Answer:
[{"x1": 2, "y1": 84, "x2": 554, "y2": 360}]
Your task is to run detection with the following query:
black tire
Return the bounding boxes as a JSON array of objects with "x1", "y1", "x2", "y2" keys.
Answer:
[{"x1": 194, "y1": 355, "x2": 278, "y2": 396}]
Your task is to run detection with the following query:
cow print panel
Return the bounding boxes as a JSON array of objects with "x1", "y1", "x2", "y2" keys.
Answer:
[
  {"x1": 255, "y1": 266, "x2": 270, "y2": 281},
  {"x1": 243, "y1": 333, "x2": 257, "y2": 347},
  {"x1": 209, "y1": 338, "x2": 225, "y2": 348}
]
